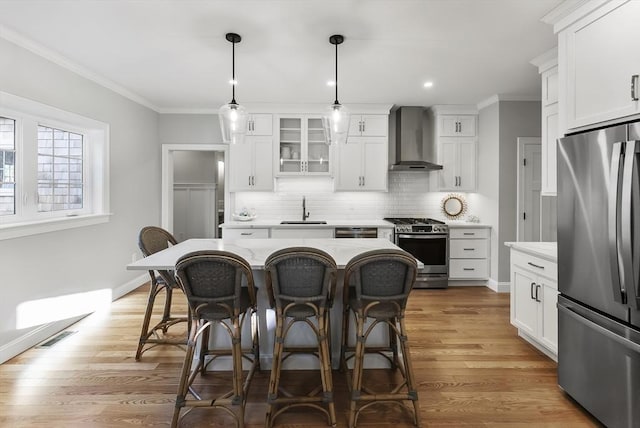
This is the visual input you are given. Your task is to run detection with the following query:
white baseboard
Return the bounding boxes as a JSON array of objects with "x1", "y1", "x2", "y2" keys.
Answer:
[
  {"x1": 486, "y1": 279, "x2": 510, "y2": 293},
  {"x1": 0, "y1": 274, "x2": 149, "y2": 365}
]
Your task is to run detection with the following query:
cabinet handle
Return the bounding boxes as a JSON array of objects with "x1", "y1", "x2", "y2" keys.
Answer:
[
  {"x1": 632, "y1": 75, "x2": 639, "y2": 101},
  {"x1": 535, "y1": 284, "x2": 541, "y2": 302},
  {"x1": 362, "y1": 176, "x2": 365, "y2": 186},
  {"x1": 463, "y1": 248, "x2": 475, "y2": 251},
  {"x1": 240, "y1": 232, "x2": 253, "y2": 236},
  {"x1": 252, "y1": 176, "x2": 255, "y2": 186},
  {"x1": 463, "y1": 232, "x2": 475, "y2": 236},
  {"x1": 360, "y1": 121, "x2": 364, "y2": 133},
  {"x1": 463, "y1": 268, "x2": 475, "y2": 271},
  {"x1": 527, "y1": 261, "x2": 544, "y2": 269},
  {"x1": 248, "y1": 176, "x2": 251, "y2": 186},
  {"x1": 530, "y1": 282, "x2": 536, "y2": 300}
]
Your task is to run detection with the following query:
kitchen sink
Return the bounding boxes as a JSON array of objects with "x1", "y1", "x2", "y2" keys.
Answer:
[{"x1": 280, "y1": 220, "x2": 327, "y2": 225}]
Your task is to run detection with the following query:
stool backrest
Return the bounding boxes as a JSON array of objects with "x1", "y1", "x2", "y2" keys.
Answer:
[
  {"x1": 138, "y1": 226, "x2": 179, "y2": 286},
  {"x1": 175, "y1": 250, "x2": 256, "y2": 318},
  {"x1": 264, "y1": 247, "x2": 337, "y2": 310},
  {"x1": 344, "y1": 249, "x2": 417, "y2": 307}
]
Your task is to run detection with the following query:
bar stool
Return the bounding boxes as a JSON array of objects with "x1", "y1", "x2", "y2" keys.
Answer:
[
  {"x1": 171, "y1": 250, "x2": 259, "y2": 428},
  {"x1": 136, "y1": 226, "x2": 189, "y2": 360},
  {"x1": 341, "y1": 249, "x2": 420, "y2": 427},
  {"x1": 263, "y1": 247, "x2": 338, "y2": 427}
]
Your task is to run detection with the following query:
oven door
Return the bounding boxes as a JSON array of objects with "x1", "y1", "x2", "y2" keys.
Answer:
[{"x1": 397, "y1": 233, "x2": 448, "y2": 276}]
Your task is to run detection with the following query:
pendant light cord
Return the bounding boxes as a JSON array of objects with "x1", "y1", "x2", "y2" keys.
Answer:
[
  {"x1": 231, "y1": 39, "x2": 236, "y2": 104},
  {"x1": 334, "y1": 41, "x2": 339, "y2": 105}
]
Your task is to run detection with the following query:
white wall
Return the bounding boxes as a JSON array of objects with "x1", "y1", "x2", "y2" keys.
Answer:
[{"x1": 0, "y1": 37, "x2": 159, "y2": 362}]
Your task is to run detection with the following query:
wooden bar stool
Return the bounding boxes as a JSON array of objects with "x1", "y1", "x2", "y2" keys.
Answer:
[
  {"x1": 341, "y1": 249, "x2": 421, "y2": 427},
  {"x1": 171, "y1": 250, "x2": 259, "y2": 428},
  {"x1": 263, "y1": 247, "x2": 338, "y2": 427},
  {"x1": 136, "y1": 226, "x2": 189, "y2": 360}
]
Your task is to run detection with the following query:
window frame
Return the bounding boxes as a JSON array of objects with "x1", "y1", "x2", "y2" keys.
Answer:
[{"x1": 0, "y1": 91, "x2": 110, "y2": 240}]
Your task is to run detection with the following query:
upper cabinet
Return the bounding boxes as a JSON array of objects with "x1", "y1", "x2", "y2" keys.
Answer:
[
  {"x1": 430, "y1": 106, "x2": 478, "y2": 192},
  {"x1": 229, "y1": 136, "x2": 274, "y2": 192},
  {"x1": 335, "y1": 136, "x2": 388, "y2": 191},
  {"x1": 439, "y1": 115, "x2": 476, "y2": 137},
  {"x1": 556, "y1": 0, "x2": 640, "y2": 132},
  {"x1": 276, "y1": 115, "x2": 331, "y2": 176},
  {"x1": 531, "y1": 48, "x2": 559, "y2": 196},
  {"x1": 348, "y1": 115, "x2": 388, "y2": 137},
  {"x1": 246, "y1": 113, "x2": 273, "y2": 136}
]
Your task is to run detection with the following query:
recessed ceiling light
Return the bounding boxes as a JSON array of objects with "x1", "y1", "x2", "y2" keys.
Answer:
[
  {"x1": 327, "y1": 80, "x2": 336, "y2": 87},
  {"x1": 423, "y1": 81, "x2": 434, "y2": 88}
]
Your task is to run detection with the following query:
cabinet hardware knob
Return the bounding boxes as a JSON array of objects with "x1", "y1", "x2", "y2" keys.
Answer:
[{"x1": 632, "y1": 75, "x2": 639, "y2": 101}]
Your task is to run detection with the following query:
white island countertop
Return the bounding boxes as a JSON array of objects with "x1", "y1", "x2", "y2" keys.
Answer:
[
  {"x1": 127, "y1": 238, "x2": 417, "y2": 271},
  {"x1": 504, "y1": 241, "x2": 557, "y2": 262},
  {"x1": 220, "y1": 219, "x2": 395, "y2": 229}
]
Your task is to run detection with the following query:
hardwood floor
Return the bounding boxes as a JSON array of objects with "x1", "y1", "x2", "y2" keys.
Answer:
[{"x1": 0, "y1": 285, "x2": 601, "y2": 427}]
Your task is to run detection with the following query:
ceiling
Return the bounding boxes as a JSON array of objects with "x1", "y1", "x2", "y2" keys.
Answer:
[{"x1": 0, "y1": 0, "x2": 564, "y2": 112}]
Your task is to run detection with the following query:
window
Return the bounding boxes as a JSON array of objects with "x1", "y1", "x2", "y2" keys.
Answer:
[{"x1": 0, "y1": 91, "x2": 110, "y2": 240}]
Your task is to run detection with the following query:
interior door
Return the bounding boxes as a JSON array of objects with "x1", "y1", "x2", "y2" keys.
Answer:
[{"x1": 517, "y1": 137, "x2": 541, "y2": 241}]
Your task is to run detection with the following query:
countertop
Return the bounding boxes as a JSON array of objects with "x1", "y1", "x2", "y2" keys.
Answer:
[
  {"x1": 504, "y1": 241, "x2": 557, "y2": 262},
  {"x1": 127, "y1": 238, "x2": 418, "y2": 270},
  {"x1": 221, "y1": 219, "x2": 395, "y2": 229}
]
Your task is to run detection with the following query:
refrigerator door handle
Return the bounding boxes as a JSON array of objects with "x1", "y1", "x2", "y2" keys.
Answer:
[
  {"x1": 621, "y1": 140, "x2": 640, "y2": 308},
  {"x1": 609, "y1": 141, "x2": 625, "y2": 303},
  {"x1": 558, "y1": 303, "x2": 640, "y2": 353}
]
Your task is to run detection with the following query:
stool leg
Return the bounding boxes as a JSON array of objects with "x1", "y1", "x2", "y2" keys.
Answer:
[
  {"x1": 265, "y1": 309, "x2": 285, "y2": 428},
  {"x1": 340, "y1": 303, "x2": 350, "y2": 372},
  {"x1": 348, "y1": 311, "x2": 366, "y2": 428},
  {"x1": 231, "y1": 314, "x2": 245, "y2": 428},
  {"x1": 136, "y1": 275, "x2": 160, "y2": 360},
  {"x1": 171, "y1": 317, "x2": 198, "y2": 428},
  {"x1": 398, "y1": 314, "x2": 420, "y2": 427},
  {"x1": 161, "y1": 285, "x2": 174, "y2": 333},
  {"x1": 318, "y1": 312, "x2": 337, "y2": 427}
]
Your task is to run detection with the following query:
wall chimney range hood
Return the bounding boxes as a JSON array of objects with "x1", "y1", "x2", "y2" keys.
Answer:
[{"x1": 390, "y1": 106, "x2": 442, "y2": 171}]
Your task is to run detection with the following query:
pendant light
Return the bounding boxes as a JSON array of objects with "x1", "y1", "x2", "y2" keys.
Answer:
[
  {"x1": 323, "y1": 34, "x2": 350, "y2": 145},
  {"x1": 219, "y1": 32, "x2": 248, "y2": 144}
]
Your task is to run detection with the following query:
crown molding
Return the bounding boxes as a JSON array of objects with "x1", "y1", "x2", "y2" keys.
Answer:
[
  {"x1": 530, "y1": 47, "x2": 558, "y2": 73},
  {"x1": 0, "y1": 24, "x2": 160, "y2": 112},
  {"x1": 477, "y1": 94, "x2": 541, "y2": 110},
  {"x1": 542, "y1": 0, "x2": 612, "y2": 33}
]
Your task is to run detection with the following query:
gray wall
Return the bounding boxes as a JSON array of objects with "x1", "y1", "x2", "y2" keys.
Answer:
[
  {"x1": 0, "y1": 37, "x2": 159, "y2": 360},
  {"x1": 158, "y1": 114, "x2": 220, "y2": 145}
]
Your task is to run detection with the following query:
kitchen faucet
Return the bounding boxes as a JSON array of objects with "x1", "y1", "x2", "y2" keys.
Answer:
[{"x1": 302, "y1": 196, "x2": 310, "y2": 221}]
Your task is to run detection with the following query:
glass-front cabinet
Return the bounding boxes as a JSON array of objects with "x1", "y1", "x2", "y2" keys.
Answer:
[{"x1": 276, "y1": 115, "x2": 331, "y2": 176}]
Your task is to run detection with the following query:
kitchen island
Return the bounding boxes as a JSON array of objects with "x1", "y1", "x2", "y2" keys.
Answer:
[{"x1": 127, "y1": 238, "x2": 416, "y2": 369}]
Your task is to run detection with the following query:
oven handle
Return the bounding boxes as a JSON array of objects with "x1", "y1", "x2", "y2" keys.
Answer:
[{"x1": 397, "y1": 234, "x2": 448, "y2": 239}]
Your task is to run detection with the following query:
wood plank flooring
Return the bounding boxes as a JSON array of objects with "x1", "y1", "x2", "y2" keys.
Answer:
[{"x1": 0, "y1": 285, "x2": 602, "y2": 427}]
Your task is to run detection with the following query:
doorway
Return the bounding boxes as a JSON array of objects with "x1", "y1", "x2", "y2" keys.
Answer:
[
  {"x1": 517, "y1": 137, "x2": 541, "y2": 241},
  {"x1": 161, "y1": 144, "x2": 229, "y2": 241}
]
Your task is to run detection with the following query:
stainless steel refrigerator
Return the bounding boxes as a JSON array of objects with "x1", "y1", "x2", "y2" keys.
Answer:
[{"x1": 557, "y1": 121, "x2": 640, "y2": 428}]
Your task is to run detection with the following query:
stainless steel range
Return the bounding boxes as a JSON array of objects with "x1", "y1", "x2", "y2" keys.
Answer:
[{"x1": 384, "y1": 217, "x2": 449, "y2": 289}]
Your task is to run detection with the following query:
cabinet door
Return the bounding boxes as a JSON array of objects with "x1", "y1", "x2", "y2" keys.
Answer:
[
  {"x1": 437, "y1": 137, "x2": 458, "y2": 190},
  {"x1": 567, "y1": 0, "x2": 640, "y2": 129},
  {"x1": 511, "y1": 266, "x2": 538, "y2": 338},
  {"x1": 348, "y1": 116, "x2": 363, "y2": 136},
  {"x1": 362, "y1": 138, "x2": 388, "y2": 190},
  {"x1": 439, "y1": 116, "x2": 459, "y2": 136},
  {"x1": 306, "y1": 117, "x2": 331, "y2": 175},
  {"x1": 249, "y1": 114, "x2": 273, "y2": 136},
  {"x1": 335, "y1": 141, "x2": 363, "y2": 190},
  {"x1": 277, "y1": 116, "x2": 303, "y2": 175},
  {"x1": 361, "y1": 115, "x2": 388, "y2": 137},
  {"x1": 252, "y1": 138, "x2": 274, "y2": 190},
  {"x1": 539, "y1": 281, "x2": 558, "y2": 353},
  {"x1": 456, "y1": 116, "x2": 476, "y2": 137},
  {"x1": 457, "y1": 139, "x2": 476, "y2": 191},
  {"x1": 229, "y1": 141, "x2": 254, "y2": 191},
  {"x1": 541, "y1": 103, "x2": 558, "y2": 195}
]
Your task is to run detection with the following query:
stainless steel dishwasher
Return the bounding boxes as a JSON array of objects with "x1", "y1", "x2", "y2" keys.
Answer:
[{"x1": 334, "y1": 227, "x2": 378, "y2": 238}]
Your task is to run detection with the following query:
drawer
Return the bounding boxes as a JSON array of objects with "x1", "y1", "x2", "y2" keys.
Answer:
[
  {"x1": 270, "y1": 228, "x2": 334, "y2": 239},
  {"x1": 223, "y1": 228, "x2": 270, "y2": 239},
  {"x1": 450, "y1": 239, "x2": 488, "y2": 259},
  {"x1": 449, "y1": 227, "x2": 489, "y2": 239},
  {"x1": 449, "y1": 259, "x2": 489, "y2": 279},
  {"x1": 511, "y1": 250, "x2": 557, "y2": 281}
]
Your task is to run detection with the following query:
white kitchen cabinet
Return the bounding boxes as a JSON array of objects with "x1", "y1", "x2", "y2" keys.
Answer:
[
  {"x1": 448, "y1": 226, "x2": 490, "y2": 280},
  {"x1": 559, "y1": 0, "x2": 640, "y2": 131},
  {"x1": 348, "y1": 114, "x2": 388, "y2": 137},
  {"x1": 335, "y1": 136, "x2": 388, "y2": 191},
  {"x1": 439, "y1": 115, "x2": 476, "y2": 137},
  {"x1": 509, "y1": 247, "x2": 558, "y2": 359},
  {"x1": 223, "y1": 227, "x2": 270, "y2": 239},
  {"x1": 246, "y1": 114, "x2": 273, "y2": 136},
  {"x1": 437, "y1": 137, "x2": 476, "y2": 192},
  {"x1": 229, "y1": 137, "x2": 274, "y2": 191},
  {"x1": 276, "y1": 116, "x2": 332, "y2": 176},
  {"x1": 270, "y1": 227, "x2": 334, "y2": 239}
]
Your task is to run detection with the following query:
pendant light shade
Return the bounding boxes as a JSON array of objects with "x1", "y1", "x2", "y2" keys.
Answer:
[
  {"x1": 323, "y1": 34, "x2": 350, "y2": 145},
  {"x1": 219, "y1": 33, "x2": 248, "y2": 144}
]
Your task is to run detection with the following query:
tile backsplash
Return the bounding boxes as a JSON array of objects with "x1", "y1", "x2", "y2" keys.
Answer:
[{"x1": 232, "y1": 173, "x2": 466, "y2": 220}]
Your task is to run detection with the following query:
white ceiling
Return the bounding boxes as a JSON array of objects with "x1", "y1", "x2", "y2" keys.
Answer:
[{"x1": 0, "y1": 0, "x2": 564, "y2": 112}]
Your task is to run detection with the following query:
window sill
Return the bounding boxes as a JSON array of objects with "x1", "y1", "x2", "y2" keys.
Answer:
[{"x1": 0, "y1": 213, "x2": 112, "y2": 241}]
